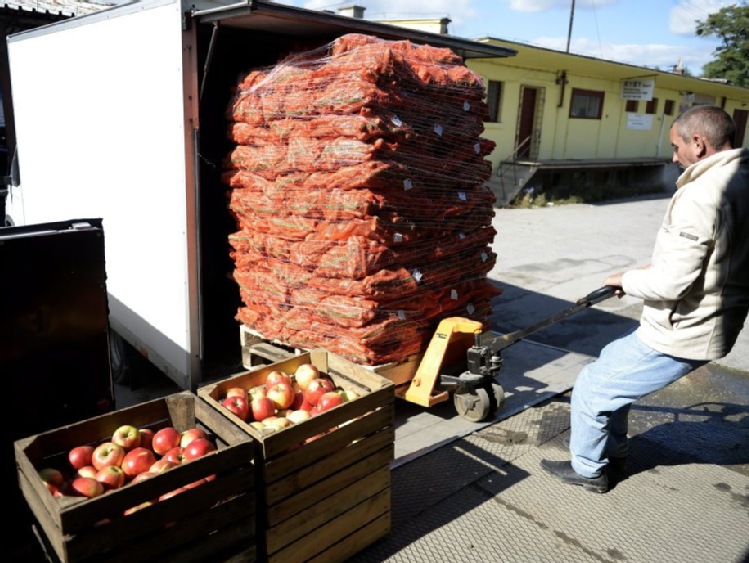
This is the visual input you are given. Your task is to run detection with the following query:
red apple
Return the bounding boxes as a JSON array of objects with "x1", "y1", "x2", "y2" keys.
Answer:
[
  {"x1": 293, "y1": 363, "x2": 320, "y2": 390},
  {"x1": 96, "y1": 465, "x2": 126, "y2": 490},
  {"x1": 150, "y1": 458, "x2": 177, "y2": 474},
  {"x1": 112, "y1": 424, "x2": 141, "y2": 451},
  {"x1": 152, "y1": 427, "x2": 181, "y2": 456},
  {"x1": 38, "y1": 468, "x2": 65, "y2": 496},
  {"x1": 130, "y1": 471, "x2": 157, "y2": 485},
  {"x1": 265, "y1": 370, "x2": 292, "y2": 388},
  {"x1": 303, "y1": 378, "x2": 336, "y2": 407},
  {"x1": 250, "y1": 396, "x2": 276, "y2": 422},
  {"x1": 183, "y1": 437, "x2": 216, "y2": 462},
  {"x1": 291, "y1": 390, "x2": 312, "y2": 411},
  {"x1": 77, "y1": 465, "x2": 98, "y2": 479},
  {"x1": 138, "y1": 428, "x2": 155, "y2": 451},
  {"x1": 163, "y1": 446, "x2": 187, "y2": 466},
  {"x1": 121, "y1": 447, "x2": 157, "y2": 478},
  {"x1": 65, "y1": 476, "x2": 104, "y2": 498},
  {"x1": 318, "y1": 391, "x2": 344, "y2": 412},
  {"x1": 266, "y1": 382, "x2": 295, "y2": 410},
  {"x1": 68, "y1": 445, "x2": 95, "y2": 470},
  {"x1": 221, "y1": 395, "x2": 250, "y2": 421},
  {"x1": 92, "y1": 442, "x2": 125, "y2": 471},
  {"x1": 226, "y1": 387, "x2": 249, "y2": 402},
  {"x1": 180, "y1": 428, "x2": 208, "y2": 448}
]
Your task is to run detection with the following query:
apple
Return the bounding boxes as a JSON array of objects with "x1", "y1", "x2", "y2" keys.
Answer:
[
  {"x1": 226, "y1": 387, "x2": 249, "y2": 402},
  {"x1": 221, "y1": 395, "x2": 251, "y2": 421},
  {"x1": 77, "y1": 465, "x2": 98, "y2": 479},
  {"x1": 293, "y1": 363, "x2": 320, "y2": 390},
  {"x1": 96, "y1": 465, "x2": 126, "y2": 490},
  {"x1": 92, "y1": 442, "x2": 125, "y2": 471},
  {"x1": 180, "y1": 427, "x2": 208, "y2": 448},
  {"x1": 150, "y1": 459, "x2": 177, "y2": 474},
  {"x1": 121, "y1": 447, "x2": 157, "y2": 478},
  {"x1": 267, "y1": 382, "x2": 295, "y2": 410},
  {"x1": 318, "y1": 391, "x2": 344, "y2": 412},
  {"x1": 68, "y1": 445, "x2": 95, "y2": 470},
  {"x1": 261, "y1": 416, "x2": 292, "y2": 431},
  {"x1": 339, "y1": 389, "x2": 360, "y2": 402},
  {"x1": 303, "y1": 378, "x2": 336, "y2": 407},
  {"x1": 138, "y1": 428, "x2": 155, "y2": 450},
  {"x1": 249, "y1": 421, "x2": 267, "y2": 432},
  {"x1": 64, "y1": 476, "x2": 104, "y2": 498},
  {"x1": 250, "y1": 396, "x2": 276, "y2": 422},
  {"x1": 131, "y1": 471, "x2": 157, "y2": 485},
  {"x1": 291, "y1": 390, "x2": 312, "y2": 411},
  {"x1": 183, "y1": 437, "x2": 216, "y2": 462},
  {"x1": 163, "y1": 446, "x2": 187, "y2": 466},
  {"x1": 112, "y1": 424, "x2": 141, "y2": 451},
  {"x1": 38, "y1": 468, "x2": 65, "y2": 495},
  {"x1": 265, "y1": 370, "x2": 292, "y2": 388},
  {"x1": 286, "y1": 409, "x2": 311, "y2": 424},
  {"x1": 248, "y1": 385, "x2": 267, "y2": 400},
  {"x1": 152, "y1": 427, "x2": 182, "y2": 456}
]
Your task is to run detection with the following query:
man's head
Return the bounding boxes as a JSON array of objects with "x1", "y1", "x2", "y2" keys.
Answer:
[{"x1": 670, "y1": 104, "x2": 736, "y2": 169}]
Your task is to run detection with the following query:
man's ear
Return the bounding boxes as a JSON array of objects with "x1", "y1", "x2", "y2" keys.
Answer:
[{"x1": 692, "y1": 134, "x2": 706, "y2": 157}]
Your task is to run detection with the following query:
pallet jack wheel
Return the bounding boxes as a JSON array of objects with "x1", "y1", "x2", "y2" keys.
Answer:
[
  {"x1": 453, "y1": 386, "x2": 491, "y2": 422},
  {"x1": 491, "y1": 383, "x2": 506, "y2": 412}
]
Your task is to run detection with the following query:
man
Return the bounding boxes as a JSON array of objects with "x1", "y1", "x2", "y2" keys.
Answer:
[{"x1": 541, "y1": 104, "x2": 749, "y2": 493}]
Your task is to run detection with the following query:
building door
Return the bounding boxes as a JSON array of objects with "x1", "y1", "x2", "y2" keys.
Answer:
[
  {"x1": 516, "y1": 86, "x2": 543, "y2": 159},
  {"x1": 733, "y1": 109, "x2": 748, "y2": 147}
]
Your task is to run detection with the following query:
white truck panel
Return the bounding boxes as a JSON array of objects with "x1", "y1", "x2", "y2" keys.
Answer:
[{"x1": 7, "y1": 0, "x2": 196, "y2": 387}]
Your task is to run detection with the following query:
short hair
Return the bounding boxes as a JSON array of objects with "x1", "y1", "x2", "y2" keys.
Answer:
[{"x1": 674, "y1": 104, "x2": 736, "y2": 149}]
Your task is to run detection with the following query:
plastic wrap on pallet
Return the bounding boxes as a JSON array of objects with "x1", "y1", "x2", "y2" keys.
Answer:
[{"x1": 222, "y1": 33, "x2": 500, "y2": 365}]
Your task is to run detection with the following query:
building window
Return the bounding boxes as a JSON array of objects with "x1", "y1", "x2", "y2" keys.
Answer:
[
  {"x1": 570, "y1": 88, "x2": 604, "y2": 119},
  {"x1": 625, "y1": 100, "x2": 639, "y2": 113},
  {"x1": 486, "y1": 80, "x2": 502, "y2": 123},
  {"x1": 664, "y1": 100, "x2": 675, "y2": 115},
  {"x1": 646, "y1": 97, "x2": 659, "y2": 114}
]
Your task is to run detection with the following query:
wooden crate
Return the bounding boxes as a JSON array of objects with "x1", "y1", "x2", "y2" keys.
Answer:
[
  {"x1": 198, "y1": 349, "x2": 395, "y2": 563},
  {"x1": 14, "y1": 392, "x2": 257, "y2": 563}
]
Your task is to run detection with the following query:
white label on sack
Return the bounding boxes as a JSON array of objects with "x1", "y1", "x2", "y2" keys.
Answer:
[
  {"x1": 467, "y1": 303, "x2": 475, "y2": 314},
  {"x1": 398, "y1": 310, "x2": 406, "y2": 320},
  {"x1": 394, "y1": 232, "x2": 403, "y2": 243},
  {"x1": 474, "y1": 142, "x2": 481, "y2": 154},
  {"x1": 481, "y1": 251, "x2": 489, "y2": 262},
  {"x1": 451, "y1": 289, "x2": 458, "y2": 300},
  {"x1": 434, "y1": 123, "x2": 444, "y2": 137},
  {"x1": 412, "y1": 269, "x2": 423, "y2": 282},
  {"x1": 404, "y1": 178, "x2": 413, "y2": 190},
  {"x1": 463, "y1": 101, "x2": 471, "y2": 111},
  {"x1": 392, "y1": 115, "x2": 403, "y2": 127},
  {"x1": 458, "y1": 191, "x2": 467, "y2": 201}
]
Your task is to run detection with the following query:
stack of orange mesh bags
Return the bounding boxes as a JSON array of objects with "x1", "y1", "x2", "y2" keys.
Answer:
[{"x1": 222, "y1": 33, "x2": 501, "y2": 366}]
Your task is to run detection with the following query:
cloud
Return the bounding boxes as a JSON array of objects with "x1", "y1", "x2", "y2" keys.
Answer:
[
  {"x1": 507, "y1": 0, "x2": 616, "y2": 13},
  {"x1": 668, "y1": 0, "x2": 736, "y2": 35},
  {"x1": 295, "y1": 0, "x2": 475, "y2": 24}
]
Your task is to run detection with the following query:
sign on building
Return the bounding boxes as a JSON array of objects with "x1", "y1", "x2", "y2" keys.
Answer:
[
  {"x1": 627, "y1": 113, "x2": 654, "y2": 130},
  {"x1": 621, "y1": 78, "x2": 655, "y2": 101}
]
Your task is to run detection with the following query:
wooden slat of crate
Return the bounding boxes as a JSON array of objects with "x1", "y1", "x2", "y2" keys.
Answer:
[{"x1": 14, "y1": 392, "x2": 257, "y2": 562}]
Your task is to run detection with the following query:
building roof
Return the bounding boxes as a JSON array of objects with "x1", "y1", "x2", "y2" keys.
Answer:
[{"x1": 0, "y1": 0, "x2": 108, "y2": 17}]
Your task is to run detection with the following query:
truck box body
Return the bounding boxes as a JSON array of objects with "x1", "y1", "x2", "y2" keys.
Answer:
[{"x1": 5, "y1": 0, "x2": 514, "y2": 390}]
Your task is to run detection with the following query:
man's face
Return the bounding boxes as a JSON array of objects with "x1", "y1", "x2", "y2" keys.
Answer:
[{"x1": 669, "y1": 124, "x2": 700, "y2": 169}]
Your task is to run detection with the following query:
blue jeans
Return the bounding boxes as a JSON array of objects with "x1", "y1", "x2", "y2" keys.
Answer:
[{"x1": 569, "y1": 328, "x2": 707, "y2": 478}]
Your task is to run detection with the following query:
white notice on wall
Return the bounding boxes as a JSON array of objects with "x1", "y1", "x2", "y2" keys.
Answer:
[
  {"x1": 627, "y1": 113, "x2": 654, "y2": 130},
  {"x1": 621, "y1": 78, "x2": 655, "y2": 101}
]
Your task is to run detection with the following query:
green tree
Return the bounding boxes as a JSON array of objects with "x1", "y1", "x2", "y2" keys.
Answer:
[{"x1": 695, "y1": 3, "x2": 749, "y2": 87}]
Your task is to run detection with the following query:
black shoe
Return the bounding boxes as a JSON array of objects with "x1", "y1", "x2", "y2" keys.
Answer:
[
  {"x1": 540, "y1": 459, "x2": 609, "y2": 493},
  {"x1": 562, "y1": 437, "x2": 627, "y2": 473}
]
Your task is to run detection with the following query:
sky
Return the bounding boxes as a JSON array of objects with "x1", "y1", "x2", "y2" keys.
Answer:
[{"x1": 273, "y1": 0, "x2": 741, "y2": 76}]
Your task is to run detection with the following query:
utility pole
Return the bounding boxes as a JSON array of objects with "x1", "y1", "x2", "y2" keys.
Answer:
[{"x1": 566, "y1": 0, "x2": 575, "y2": 53}]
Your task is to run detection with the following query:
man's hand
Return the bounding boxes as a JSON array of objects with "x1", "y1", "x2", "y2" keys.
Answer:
[{"x1": 604, "y1": 273, "x2": 625, "y2": 297}]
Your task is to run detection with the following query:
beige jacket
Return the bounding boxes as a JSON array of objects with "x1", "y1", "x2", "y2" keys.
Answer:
[{"x1": 622, "y1": 148, "x2": 749, "y2": 360}]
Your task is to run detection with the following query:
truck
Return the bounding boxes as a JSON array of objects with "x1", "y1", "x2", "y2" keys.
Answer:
[{"x1": 4, "y1": 0, "x2": 515, "y2": 391}]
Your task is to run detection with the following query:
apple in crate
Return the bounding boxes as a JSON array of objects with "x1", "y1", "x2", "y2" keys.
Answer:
[
  {"x1": 68, "y1": 445, "x2": 95, "y2": 471},
  {"x1": 152, "y1": 427, "x2": 182, "y2": 456},
  {"x1": 164, "y1": 446, "x2": 187, "y2": 466},
  {"x1": 77, "y1": 465, "x2": 98, "y2": 479},
  {"x1": 221, "y1": 395, "x2": 250, "y2": 421},
  {"x1": 251, "y1": 396, "x2": 276, "y2": 422},
  {"x1": 150, "y1": 459, "x2": 178, "y2": 474},
  {"x1": 266, "y1": 370, "x2": 292, "y2": 388},
  {"x1": 92, "y1": 442, "x2": 126, "y2": 471},
  {"x1": 112, "y1": 424, "x2": 141, "y2": 450},
  {"x1": 64, "y1": 476, "x2": 105, "y2": 498},
  {"x1": 96, "y1": 465, "x2": 126, "y2": 491},
  {"x1": 249, "y1": 385, "x2": 267, "y2": 400},
  {"x1": 304, "y1": 378, "x2": 336, "y2": 406},
  {"x1": 38, "y1": 468, "x2": 65, "y2": 496},
  {"x1": 267, "y1": 382, "x2": 295, "y2": 410},
  {"x1": 138, "y1": 428, "x2": 155, "y2": 450},
  {"x1": 293, "y1": 363, "x2": 320, "y2": 391},
  {"x1": 122, "y1": 447, "x2": 157, "y2": 478},
  {"x1": 226, "y1": 387, "x2": 249, "y2": 402},
  {"x1": 286, "y1": 409, "x2": 311, "y2": 424},
  {"x1": 181, "y1": 427, "x2": 208, "y2": 448},
  {"x1": 291, "y1": 390, "x2": 312, "y2": 411},
  {"x1": 183, "y1": 438, "x2": 216, "y2": 462}
]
